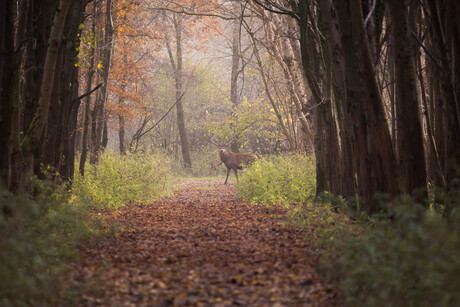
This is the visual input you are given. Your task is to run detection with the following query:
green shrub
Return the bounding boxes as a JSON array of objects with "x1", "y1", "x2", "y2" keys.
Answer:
[
  {"x1": 236, "y1": 154, "x2": 316, "y2": 205},
  {"x1": 321, "y1": 196, "x2": 460, "y2": 307},
  {"x1": 0, "y1": 180, "x2": 102, "y2": 305},
  {"x1": 73, "y1": 150, "x2": 172, "y2": 208}
]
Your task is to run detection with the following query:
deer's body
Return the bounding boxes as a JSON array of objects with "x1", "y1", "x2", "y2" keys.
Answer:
[{"x1": 219, "y1": 148, "x2": 257, "y2": 184}]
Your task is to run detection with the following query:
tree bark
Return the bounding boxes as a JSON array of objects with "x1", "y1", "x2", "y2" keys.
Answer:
[
  {"x1": 319, "y1": 0, "x2": 355, "y2": 198},
  {"x1": 297, "y1": 0, "x2": 342, "y2": 196},
  {"x1": 389, "y1": 0, "x2": 427, "y2": 196},
  {"x1": 349, "y1": 0, "x2": 400, "y2": 211},
  {"x1": 0, "y1": 0, "x2": 16, "y2": 187},
  {"x1": 79, "y1": 2, "x2": 97, "y2": 176},
  {"x1": 119, "y1": 114, "x2": 126, "y2": 155},
  {"x1": 21, "y1": 0, "x2": 72, "y2": 188},
  {"x1": 10, "y1": 0, "x2": 30, "y2": 192},
  {"x1": 91, "y1": 0, "x2": 113, "y2": 164}
]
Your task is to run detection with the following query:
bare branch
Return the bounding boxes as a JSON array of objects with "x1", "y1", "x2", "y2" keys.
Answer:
[
  {"x1": 72, "y1": 83, "x2": 102, "y2": 104},
  {"x1": 364, "y1": 0, "x2": 376, "y2": 25},
  {"x1": 148, "y1": 6, "x2": 238, "y2": 20},
  {"x1": 251, "y1": 0, "x2": 299, "y2": 20}
]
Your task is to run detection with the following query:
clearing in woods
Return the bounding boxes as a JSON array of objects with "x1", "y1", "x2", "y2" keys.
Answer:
[{"x1": 69, "y1": 179, "x2": 340, "y2": 306}]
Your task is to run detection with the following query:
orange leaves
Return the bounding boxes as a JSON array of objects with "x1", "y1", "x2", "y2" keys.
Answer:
[{"x1": 105, "y1": 0, "x2": 154, "y2": 126}]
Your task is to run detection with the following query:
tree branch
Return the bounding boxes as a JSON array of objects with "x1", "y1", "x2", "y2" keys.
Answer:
[
  {"x1": 72, "y1": 83, "x2": 102, "y2": 104},
  {"x1": 251, "y1": 0, "x2": 299, "y2": 20},
  {"x1": 148, "y1": 6, "x2": 238, "y2": 20}
]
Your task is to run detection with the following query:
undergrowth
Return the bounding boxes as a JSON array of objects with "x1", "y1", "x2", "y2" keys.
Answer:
[
  {"x1": 320, "y1": 195, "x2": 460, "y2": 307},
  {"x1": 0, "y1": 180, "x2": 105, "y2": 306},
  {"x1": 1, "y1": 150, "x2": 173, "y2": 305},
  {"x1": 73, "y1": 150, "x2": 172, "y2": 208},
  {"x1": 236, "y1": 154, "x2": 316, "y2": 205},
  {"x1": 237, "y1": 155, "x2": 460, "y2": 306}
]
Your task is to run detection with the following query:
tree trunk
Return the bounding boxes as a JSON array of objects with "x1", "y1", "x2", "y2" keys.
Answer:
[
  {"x1": 91, "y1": 0, "x2": 113, "y2": 164},
  {"x1": 450, "y1": 0, "x2": 460, "y2": 131},
  {"x1": 427, "y1": 0, "x2": 460, "y2": 212},
  {"x1": 21, "y1": 0, "x2": 72, "y2": 189},
  {"x1": 102, "y1": 115, "x2": 108, "y2": 149},
  {"x1": 174, "y1": 15, "x2": 192, "y2": 168},
  {"x1": 119, "y1": 114, "x2": 126, "y2": 155},
  {"x1": 349, "y1": 0, "x2": 400, "y2": 212},
  {"x1": 10, "y1": 0, "x2": 30, "y2": 192},
  {"x1": 0, "y1": 0, "x2": 5, "y2": 89},
  {"x1": 333, "y1": 0, "x2": 369, "y2": 206},
  {"x1": 79, "y1": 2, "x2": 97, "y2": 176},
  {"x1": 230, "y1": 10, "x2": 241, "y2": 153},
  {"x1": 319, "y1": 0, "x2": 355, "y2": 198},
  {"x1": 35, "y1": 0, "x2": 84, "y2": 181},
  {"x1": 0, "y1": 0, "x2": 16, "y2": 187},
  {"x1": 165, "y1": 13, "x2": 192, "y2": 168},
  {"x1": 389, "y1": 0, "x2": 427, "y2": 196}
]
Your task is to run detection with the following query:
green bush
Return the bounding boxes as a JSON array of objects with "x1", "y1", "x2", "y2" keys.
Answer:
[
  {"x1": 236, "y1": 154, "x2": 316, "y2": 205},
  {"x1": 73, "y1": 150, "x2": 172, "y2": 208},
  {"x1": 0, "y1": 180, "x2": 102, "y2": 305},
  {"x1": 321, "y1": 196, "x2": 460, "y2": 307}
]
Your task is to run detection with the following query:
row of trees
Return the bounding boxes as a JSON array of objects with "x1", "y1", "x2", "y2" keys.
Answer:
[
  {"x1": 308, "y1": 0, "x2": 458, "y2": 212},
  {"x1": 1, "y1": 0, "x2": 87, "y2": 192},
  {"x1": 245, "y1": 0, "x2": 459, "y2": 212},
  {"x1": 1, "y1": 0, "x2": 458, "y2": 212}
]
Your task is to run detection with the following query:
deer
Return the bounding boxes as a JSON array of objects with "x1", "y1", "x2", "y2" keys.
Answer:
[{"x1": 211, "y1": 136, "x2": 257, "y2": 184}]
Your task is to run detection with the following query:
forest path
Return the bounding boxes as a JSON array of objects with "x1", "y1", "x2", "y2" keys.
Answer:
[{"x1": 69, "y1": 179, "x2": 339, "y2": 306}]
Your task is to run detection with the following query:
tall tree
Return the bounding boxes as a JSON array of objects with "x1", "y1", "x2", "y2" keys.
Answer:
[
  {"x1": 349, "y1": 0, "x2": 400, "y2": 209},
  {"x1": 164, "y1": 13, "x2": 192, "y2": 168},
  {"x1": 319, "y1": 0, "x2": 355, "y2": 198},
  {"x1": 79, "y1": 1, "x2": 98, "y2": 176},
  {"x1": 0, "y1": 0, "x2": 16, "y2": 187},
  {"x1": 389, "y1": 0, "x2": 427, "y2": 195},
  {"x1": 21, "y1": 0, "x2": 73, "y2": 188},
  {"x1": 229, "y1": 7, "x2": 241, "y2": 152},
  {"x1": 91, "y1": 0, "x2": 113, "y2": 164}
]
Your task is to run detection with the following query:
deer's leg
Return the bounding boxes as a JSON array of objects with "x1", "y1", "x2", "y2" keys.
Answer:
[
  {"x1": 224, "y1": 168, "x2": 231, "y2": 184},
  {"x1": 234, "y1": 169, "x2": 238, "y2": 182}
]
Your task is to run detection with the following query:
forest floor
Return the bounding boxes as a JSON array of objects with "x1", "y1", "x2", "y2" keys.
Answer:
[{"x1": 66, "y1": 179, "x2": 341, "y2": 306}]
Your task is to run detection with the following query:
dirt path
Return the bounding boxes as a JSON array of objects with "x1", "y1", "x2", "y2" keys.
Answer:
[{"x1": 69, "y1": 179, "x2": 339, "y2": 306}]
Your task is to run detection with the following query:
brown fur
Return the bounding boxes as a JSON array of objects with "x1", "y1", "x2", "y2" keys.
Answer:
[{"x1": 219, "y1": 149, "x2": 257, "y2": 184}]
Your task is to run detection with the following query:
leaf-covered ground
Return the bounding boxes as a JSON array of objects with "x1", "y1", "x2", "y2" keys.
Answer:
[{"x1": 68, "y1": 179, "x2": 341, "y2": 306}]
